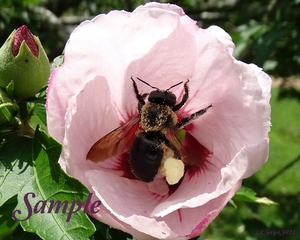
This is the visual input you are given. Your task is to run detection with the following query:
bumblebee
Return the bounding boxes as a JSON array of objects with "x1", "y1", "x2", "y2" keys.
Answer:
[{"x1": 87, "y1": 77, "x2": 212, "y2": 183}]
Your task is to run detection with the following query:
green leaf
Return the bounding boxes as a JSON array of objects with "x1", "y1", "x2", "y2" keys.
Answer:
[
  {"x1": 29, "y1": 103, "x2": 47, "y2": 131},
  {"x1": 5, "y1": 81, "x2": 15, "y2": 100},
  {"x1": 0, "y1": 196, "x2": 19, "y2": 239},
  {"x1": 233, "y1": 186, "x2": 277, "y2": 205},
  {"x1": 89, "y1": 217, "x2": 137, "y2": 240},
  {"x1": 90, "y1": 219, "x2": 112, "y2": 240},
  {"x1": 51, "y1": 55, "x2": 64, "y2": 73},
  {"x1": 0, "y1": 127, "x2": 96, "y2": 239},
  {"x1": 228, "y1": 199, "x2": 237, "y2": 209},
  {"x1": 0, "y1": 136, "x2": 33, "y2": 205},
  {"x1": 34, "y1": 103, "x2": 46, "y2": 126},
  {"x1": 0, "y1": 104, "x2": 15, "y2": 125},
  {"x1": 11, "y1": 224, "x2": 42, "y2": 240}
]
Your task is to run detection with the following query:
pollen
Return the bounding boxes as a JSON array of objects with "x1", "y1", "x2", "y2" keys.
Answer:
[
  {"x1": 140, "y1": 102, "x2": 177, "y2": 132},
  {"x1": 163, "y1": 157, "x2": 185, "y2": 185}
]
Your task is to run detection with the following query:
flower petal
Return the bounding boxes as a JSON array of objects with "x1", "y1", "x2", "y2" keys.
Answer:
[
  {"x1": 151, "y1": 144, "x2": 251, "y2": 217},
  {"x1": 61, "y1": 76, "x2": 119, "y2": 178},
  {"x1": 86, "y1": 170, "x2": 183, "y2": 239},
  {"x1": 160, "y1": 181, "x2": 241, "y2": 237},
  {"x1": 208, "y1": 25, "x2": 235, "y2": 56},
  {"x1": 47, "y1": 5, "x2": 198, "y2": 139},
  {"x1": 173, "y1": 28, "x2": 271, "y2": 173}
]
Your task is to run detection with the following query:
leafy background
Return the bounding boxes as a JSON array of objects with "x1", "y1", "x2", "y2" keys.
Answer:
[{"x1": 0, "y1": 0, "x2": 299, "y2": 239}]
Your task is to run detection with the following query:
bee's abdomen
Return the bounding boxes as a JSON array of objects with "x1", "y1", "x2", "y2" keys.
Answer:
[{"x1": 129, "y1": 131, "x2": 164, "y2": 182}]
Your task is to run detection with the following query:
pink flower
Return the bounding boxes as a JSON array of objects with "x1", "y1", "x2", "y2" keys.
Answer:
[{"x1": 46, "y1": 3, "x2": 271, "y2": 239}]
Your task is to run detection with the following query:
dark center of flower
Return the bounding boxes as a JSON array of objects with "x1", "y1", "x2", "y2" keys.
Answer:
[{"x1": 114, "y1": 129, "x2": 211, "y2": 195}]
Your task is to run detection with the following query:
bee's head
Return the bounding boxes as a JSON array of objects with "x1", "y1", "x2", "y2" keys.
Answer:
[
  {"x1": 136, "y1": 77, "x2": 183, "y2": 107},
  {"x1": 148, "y1": 90, "x2": 176, "y2": 107}
]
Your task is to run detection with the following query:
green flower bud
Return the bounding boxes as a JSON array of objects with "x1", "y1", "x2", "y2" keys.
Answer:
[
  {"x1": 0, "y1": 88, "x2": 17, "y2": 125},
  {"x1": 0, "y1": 25, "x2": 50, "y2": 99}
]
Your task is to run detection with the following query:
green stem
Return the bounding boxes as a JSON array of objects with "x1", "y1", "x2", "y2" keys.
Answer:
[
  {"x1": 18, "y1": 101, "x2": 29, "y2": 120},
  {"x1": 261, "y1": 154, "x2": 300, "y2": 190},
  {"x1": 20, "y1": 121, "x2": 35, "y2": 137}
]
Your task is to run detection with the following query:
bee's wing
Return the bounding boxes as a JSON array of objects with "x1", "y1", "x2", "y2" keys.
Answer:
[
  {"x1": 167, "y1": 126, "x2": 187, "y2": 158},
  {"x1": 167, "y1": 126, "x2": 206, "y2": 167},
  {"x1": 87, "y1": 115, "x2": 140, "y2": 163}
]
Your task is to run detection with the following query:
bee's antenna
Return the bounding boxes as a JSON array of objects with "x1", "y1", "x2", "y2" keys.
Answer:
[
  {"x1": 166, "y1": 81, "x2": 183, "y2": 91},
  {"x1": 136, "y1": 77, "x2": 159, "y2": 90},
  {"x1": 134, "y1": 76, "x2": 184, "y2": 91}
]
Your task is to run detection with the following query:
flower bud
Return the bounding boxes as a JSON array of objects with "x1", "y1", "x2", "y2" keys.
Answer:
[
  {"x1": 0, "y1": 25, "x2": 50, "y2": 99},
  {"x1": 0, "y1": 88, "x2": 17, "y2": 125}
]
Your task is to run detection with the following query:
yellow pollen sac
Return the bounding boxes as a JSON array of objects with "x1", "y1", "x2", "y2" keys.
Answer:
[{"x1": 163, "y1": 157, "x2": 185, "y2": 185}]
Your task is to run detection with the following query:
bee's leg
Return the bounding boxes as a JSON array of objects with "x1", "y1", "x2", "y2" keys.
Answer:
[
  {"x1": 131, "y1": 76, "x2": 146, "y2": 112},
  {"x1": 162, "y1": 135, "x2": 181, "y2": 159},
  {"x1": 176, "y1": 104, "x2": 212, "y2": 129},
  {"x1": 138, "y1": 93, "x2": 149, "y2": 111},
  {"x1": 172, "y1": 79, "x2": 189, "y2": 112}
]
